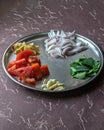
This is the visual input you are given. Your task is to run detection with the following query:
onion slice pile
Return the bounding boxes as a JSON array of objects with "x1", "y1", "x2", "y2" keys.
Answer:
[{"x1": 44, "y1": 30, "x2": 88, "y2": 58}]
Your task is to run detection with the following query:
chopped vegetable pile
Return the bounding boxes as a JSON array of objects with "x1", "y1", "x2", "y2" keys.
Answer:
[
  {"x1": 44, "y1": 30, "x2": 88, "y2": 58},
  {"x1": 70, "y1": 56, "x2": 100, "y2": 79},
  {"x1": 41, "y1": 79, "x2": 64, "y2": 91},
  {"x1": 12, "y1": 42, "x2": 40, "y2": 55},
  {"x1": 7, "y1": 49, "x2": 49, "y2": 85}
]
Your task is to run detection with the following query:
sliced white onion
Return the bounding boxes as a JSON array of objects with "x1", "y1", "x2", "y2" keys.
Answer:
[{"x1": 44, "y1": 30, "x2": 88, "y2": 58}]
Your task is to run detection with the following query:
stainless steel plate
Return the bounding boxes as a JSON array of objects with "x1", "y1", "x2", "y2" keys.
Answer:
[{"x1": 2, "y1": 32, "x2": 104, "y2": 92}]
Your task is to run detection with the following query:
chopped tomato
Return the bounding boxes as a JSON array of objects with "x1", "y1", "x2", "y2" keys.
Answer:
[
  {"x1": 31, "y1": 63, "x2": 40, "y2": 76},
  {"x1": 40, "y1": 65, "x2": 49, "y2": 76},
  {"x1": 34, "y1": 71, "x2": 42, "y2": 80},
  {"x1": 13, "y1": 66, "x2": 35, "y2": 77},
  {"x1": 8, "y1": 65, "x2": 16, "y2": 75},
  {"x1": 7, "y1": 49, "x2": 50, "y2": 86},
  {"x1": 28, "y1": 56, "x2": 41, "y2": 65},
  {"x1": 8, "y1": 60, "x2": 16, "y2": 68},
  {"x1": 12, "y1": 64, "x2": 41, "y2": 78},
  {"x1": 8, "y1": 58, "x2": 27, "y2": 69},
  {"x1": 16, "y1": 50, "x2": 35, "y2": 61}
]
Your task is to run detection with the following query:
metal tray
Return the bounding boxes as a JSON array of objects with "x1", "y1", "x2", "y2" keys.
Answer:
[{"x1": 2, "y1": 32, "x2": 104, "y2": 92}]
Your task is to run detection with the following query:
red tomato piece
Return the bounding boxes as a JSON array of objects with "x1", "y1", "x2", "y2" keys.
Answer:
[
  {"x1": 16, "y1": 50, "x2": 35, "y2": 61},
  {"x1": 13, "y1": 64, "x2": 41, "y2": 78},
  {"x1": 34, "y1": 71, "x2": 43, "y2": 80},
  {"x1": 13, "y1": 66, "x2": 34, "y2": 77},
  {"x1": 8, "y1": 65, "x2": 16, "y2": 75},
  {"x1": 40, "y1": 65, "x2": 49, "y2": 76},
  {"x1": 31, "y1": 63, "x2": 40, "y2": 77},
  {"x1": 8, "y1": 58, "x2": 27, "y2": 69},
  {"x1": 8, "y1": 60, "x2": 16, "y2": 68}
]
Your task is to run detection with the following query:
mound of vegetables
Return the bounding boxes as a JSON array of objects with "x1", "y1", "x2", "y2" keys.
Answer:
[
  {"x1": 42, "y1": 79, "x2": 64, "y2": 91},
  {"x1": 12, "y1": 42, "x2": 40, "y2": 55},
  {"x1": 70, "y1": 56, "x2": 100, "y2": 79},
  {"x1": 44, "y1": 30, "x2": 88, "y2": 58},
  {"x1": 7, "y1": 49, "x2": 49, "y2": 85}
]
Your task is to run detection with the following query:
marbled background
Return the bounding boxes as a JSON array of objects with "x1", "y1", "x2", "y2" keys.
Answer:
[{"x1": 0, "y1": 0, "x2": 104, "y2": 130}]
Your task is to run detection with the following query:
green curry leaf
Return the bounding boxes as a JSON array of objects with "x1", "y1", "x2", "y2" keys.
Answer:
[{"x1": 70, "y1": 56, "x2": 100, "y2": 79}]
